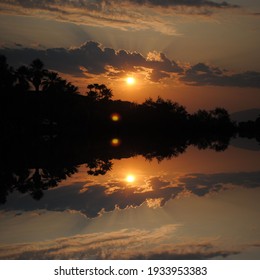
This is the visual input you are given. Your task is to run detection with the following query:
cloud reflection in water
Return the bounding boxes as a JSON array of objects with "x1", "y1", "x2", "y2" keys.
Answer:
[{"x1": 1, "y1": 171, "x2": 260, "y2": 218}]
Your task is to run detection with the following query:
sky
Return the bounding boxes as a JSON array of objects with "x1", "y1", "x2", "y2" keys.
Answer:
[{"x1": 0, "y1": 0, "x2": 260, "y2": 111}]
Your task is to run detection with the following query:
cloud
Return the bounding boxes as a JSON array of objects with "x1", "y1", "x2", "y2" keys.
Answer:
[
  {"x1": 131, "y1": 246, "x2": 240, "y2": 260},
  {"x1": 180, "y1": 171, "x2": 260, "y2": 196},
  {"x1": 0, "y1": 0, "x2": 177, "y2": 35},
  {"x1": 1, "y1": 0, "x2": 239, "y2": 9},
  {"x1": 0, "y1": 0, "x2": 240, "y2": 36},
  {"x1": 0, "y1": 176, "x2": 183, "y2": 218},
  {"x1": 181, "y1": 63, "x2": 260, "y2": 88},
  {"x1": 1, "y1": 171, "x2": 260, "y2": 218},
  {"x1": 0, "y1": 225, "x2": 176, "y2": 259},
  {"x1": 186, "y1": 171, "x2": 260, "y2": 189},
  {"x1": 0, "y1": 41, "x2": 183, "y2": 82},
  {"x1": 124, "y1": 0, "x2": 238, "y2": 8},
  {"x1": 0, "y1": 225, "x2": 243, "y2": 259},
  {"x1": 1, "y1": 41, "x2": 260, "y2": 87}
]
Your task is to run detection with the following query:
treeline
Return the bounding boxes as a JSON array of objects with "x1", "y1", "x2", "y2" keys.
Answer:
[{"x1": 1, "y1": 55, "x2": 260, "y2": 141}]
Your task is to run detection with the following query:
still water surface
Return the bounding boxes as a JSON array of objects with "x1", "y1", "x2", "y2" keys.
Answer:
[{"x1": 0, "y1": 141, "x2": 260, "y2": 259}]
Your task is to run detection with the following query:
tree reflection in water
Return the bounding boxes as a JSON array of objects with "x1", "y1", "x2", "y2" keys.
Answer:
[{"x1": 0, "y1": 131, "x2": 234, "y2": 204}]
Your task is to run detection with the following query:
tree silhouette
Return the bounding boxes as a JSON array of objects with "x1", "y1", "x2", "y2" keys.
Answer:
[
  {"x1": 86, "y1": 159, "x2": 113, "y2": 176},
  {"x1": 15, "y1": 65, "x2": 30, "y2": 92},
  {"x1": 0, "y1": 56, "x2": 80, "y2": 95},
  {"x1": 140, "y1": 97, "x2": 188, "y2": 131},
  {"x1": 0, "y1": 55, "x2": 16, "y2": 92},
  {"x1": 42, "y1": 71, "x2": 62, "y2": 92},
  {"x1": 41, "y1": 71, "x2": 79, "y2": 95},
  {"x1": 65, "y1": 82, "x2": 79, "y2": 95},
  {"x1": 28, "y1": 59, "x2": 46, "y2": 92},
  {"x1": 86, "y1": 83, "x2": 113, "y2": 101},
  {"x1": 209, "y1": 107, "x2": 233, "y2": 129},
  {"x1": 0, "y1": 165, "x2": 79, "y2": 203}
]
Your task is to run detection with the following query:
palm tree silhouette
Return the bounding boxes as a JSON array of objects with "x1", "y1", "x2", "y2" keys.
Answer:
[
  {"x1": 15, "y1": 65, "x2": 30, "y2": 92},
  {"x1": 65, "y1": 82, "x2": 78, "y2": 95},
  {"x1": 42, "y1": 71, "x2": 62, "y2": 92},
  {"x1": 42, "y1": 71, "x2": 79, "y2": 94},
  {"x1": 0, "y1": 55, "x2": 15, "y2": 92},
  {"x1": 28, "y1": 59, "x2": 45, "y2": 92}
]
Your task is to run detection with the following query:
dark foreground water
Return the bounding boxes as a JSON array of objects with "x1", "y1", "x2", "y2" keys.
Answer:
[{"x1": 0, "y1": 138, "x2": 260, "y2": 259}]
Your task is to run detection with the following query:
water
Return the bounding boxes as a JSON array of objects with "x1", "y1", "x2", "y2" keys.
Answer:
[{"x1": 0, "y1": 140, "x2": 260, "y2": 259}]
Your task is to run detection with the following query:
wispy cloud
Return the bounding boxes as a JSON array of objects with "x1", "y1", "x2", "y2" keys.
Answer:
[
  {"x1": 0, "y1": 0, "x2": 240, "y2": 35},
  {"x1": 0, "y1": 225, "x2": 243, "y2": 259}
]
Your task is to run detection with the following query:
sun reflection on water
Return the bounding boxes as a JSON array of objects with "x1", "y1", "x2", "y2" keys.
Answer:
[{"x1": 111, "y1": 138, "x2": 121, "y2": 147}]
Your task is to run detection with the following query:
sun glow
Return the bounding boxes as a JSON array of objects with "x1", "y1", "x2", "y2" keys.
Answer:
[
  {"x1": 111, "y1": 113, "x2": 120, "y2": 122},
  {"x1": 111, "y1": 138, "x2": 121, "y2": 147},
  {"x1": 126, "y1": 175, "x2": 135, "y2": 183},
  {"x1": 126, "y1": 77, "x2": 136, "y2": 85}
]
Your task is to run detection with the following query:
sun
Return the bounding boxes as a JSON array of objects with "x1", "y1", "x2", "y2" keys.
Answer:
[
  {"x1": 126, "y1": 77, "x2": 136, "y2": 85},
  {"x1": 126, "y1": 175, "x2": 135, "y2": 183}
]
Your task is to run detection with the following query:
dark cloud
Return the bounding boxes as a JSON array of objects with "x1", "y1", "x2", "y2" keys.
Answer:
[
  {"x1": 1, "y1": 42, "x2": 260, "y2": 87},
  {"x1": 181, "y1": 171, "x2": 260, "y2": 196},
  {"x1": 0, "y1": 41, "x2": 183, "y2": 82},
  {"x1": 0, "y1": 176, "x2": 183, "y2": 218},
  {"x1": 124, "y1": 0, "x2": 239, "y2": 8},
  {"x1": 181, "y1": 63, "x2": 260, "y2": 88},
  {"x1": 1, "y1": 171, "x2": 260, "y2": 218},
  {"x1": 132, "y1": 246, "x2": 240, "y2": 260},
  {"x1": 150, "y1": 70, "x2": 170, "y2": 82},
  {"x1": 1, "y1": 0, "x2": 239, "y2": 10}
]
